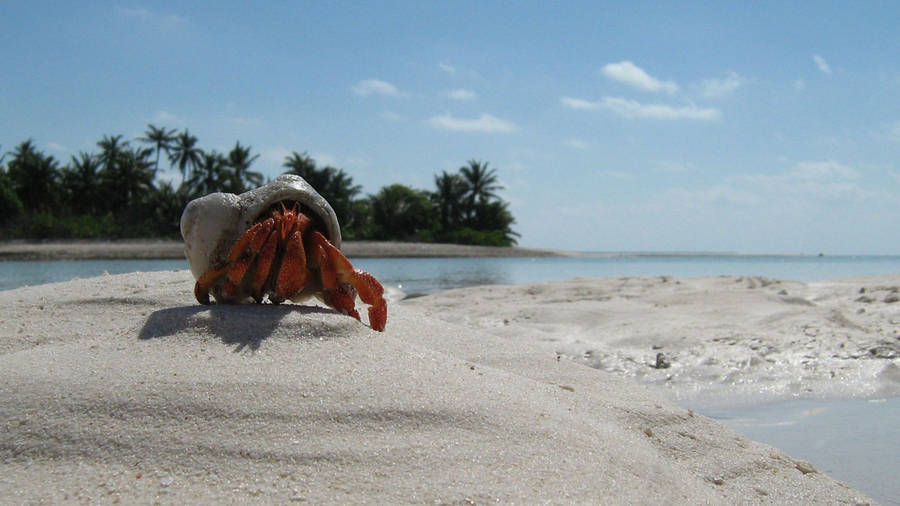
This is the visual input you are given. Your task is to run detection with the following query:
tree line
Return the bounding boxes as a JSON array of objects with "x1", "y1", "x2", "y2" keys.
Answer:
[{"x1": 0, "y1": 125, "x2": 518, "y2": 246}]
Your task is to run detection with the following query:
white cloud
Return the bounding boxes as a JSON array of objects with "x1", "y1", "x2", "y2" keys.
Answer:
[
  {"x1": 154, "y1": 110, "x2": 182, "y2": 125},
  {"x1": 118, "y1": 7, "x2": 153, "y2": 19},
  {"x1": 668, "y1": 184, "x2": 762, "y2": 207},
  {"x1": 560, "y1": 96, "x2": 601, "y2": 110},
  {"x1": 427, "y1": 113, "x2": 517, "y2": 133},
  {"x1": 312, "y1": 152, "x2": 339, "y2": 168},
  {"x1": 789, "y1": 160, "x2": 860, "y2": 180},
  {"x1": 725, "y1": 160, "x2": 868, "y2": 204},
  {"x1": 259, "y1": 147, "x2": 292, "y2": 167},
  {"x1": 654, "y1": 160, "x2": 691, "y2": 173},
  {"x1": 603, "y1": 97, "x2": 720, "y2": 120},
  {"x1": 601, "y1": 61, "x2": 678, "y2": 93},
  {"x1": 225, "y1": 116, "x2": 263, "y2": 127},
  {"x1": 505, "y1": 161, "x2": 528, "y2": 172},
  {"x1": 438, "y1": 62, "x2": 456, "y2": 75},
  {"x1": 665, "y1": 160, "x2": 866, "y2": 210},
  {"x1": 563, "y1": 96, "x2": 720, "y2": 120},
  {"x1": 699, "y1": 71, "x2": 746, "y2": 98},
  {"x1": 117, "y1": 7, "x2": 186, "y2": 30},
  {"x1": 352, "y1": 79, "x2": 404, "y2": 97},
  {"x1": 562, "y1": 138, "x2": 589, "y2": 150},
  {"x1": 794, "y1": 79, "x2": 807, "y2": 91},
  {"x1": 813, "y1": 55, "x2": 832, "y2": 75},
  {"x1": 447, "y1": 88, "x2": 477, "y2": 101},
  {"x1": 47, "y1": 142, "x2": 69, "y2": 153},
  {"x1": 380, "y1": 110, "x2": 403, "y2": 121}
]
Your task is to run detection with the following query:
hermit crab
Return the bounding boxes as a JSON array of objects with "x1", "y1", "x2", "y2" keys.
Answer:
[{"x1": 180, "y1": 174, "x2": 387, "y2": 331}]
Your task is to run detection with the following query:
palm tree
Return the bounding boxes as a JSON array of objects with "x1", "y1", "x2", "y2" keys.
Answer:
[
  {"x1": 432, "y1": 170, "x2": 467, "y2": 231},
  {"x1": 0, "y1": 146, "x2": 25, "y2": 224},
  {"x1": 186, "y1": 150, "x2": 227, "y2": 197},
  {"x1": 224, "y1": 141, "x2": 262, "y2": 193},
  {"x1": 369, "y1": 184, "x2": 434, "y2": 240},
  {"x1": 319, "y1": 166, "x2": 361, "y2": 227},
  {"x1": 7, "y1": 140, "x2": 61, "y2": 212},
  {"x1": 472, "y1": 199, "x2": 519, "y2": 245},
  {"x1": 149, "y1": 180, "x2": 188, "y2": 236},
  {"x1": 97, "y1": 134, "x2": 128, "y2": 174},
  {"x1": 283, "y1": 151, "x2": 323, "y2": 187},
  {"x1": 100, "y1": 146, "x2": 155, "y2": 211},
  {"x1": 459, "y1": 160, "x2": 503, "y2": 215},
  {"x1": 62, "y1": 152, "x2": 102, "y2": 214},
  {"x1": 138, "y1": 124, "x2": 177, "y2": 172},
  {"x1": 168, "y1": 129, "x2": 203, "y2": 180}
]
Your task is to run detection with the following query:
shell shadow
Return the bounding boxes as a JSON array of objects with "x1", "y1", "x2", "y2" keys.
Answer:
[{"x1": 138, "y1": 303, "x2": 348, "y2": 351}]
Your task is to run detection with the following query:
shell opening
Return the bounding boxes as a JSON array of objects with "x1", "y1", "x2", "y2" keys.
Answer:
[{"x1": 254, "y1": 199, "x2": 331, "y2": 239}]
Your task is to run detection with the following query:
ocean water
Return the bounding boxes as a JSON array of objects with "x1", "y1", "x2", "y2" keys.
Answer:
[
  {"x1": 2, "y1": 254, "x2": 899, "y2": 293},
  {"x1": 354, "y1": 254, "x2": 900, "y2": 297},
  {"x1": 699, "y1": 398, "x2": 899, "y2": 506},
  {"x1": 1, "y1": 254, "x2": 898, "y2": 503}
]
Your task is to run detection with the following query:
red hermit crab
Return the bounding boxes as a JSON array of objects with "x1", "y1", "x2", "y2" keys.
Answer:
[{"x1": 180, "y1": 175, "x2": 387, "y2": 331}]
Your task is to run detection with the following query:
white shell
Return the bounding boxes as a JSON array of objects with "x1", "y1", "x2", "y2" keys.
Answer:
[{"x1": 180, "y1": 174, "x2": 341, "y2": 299}]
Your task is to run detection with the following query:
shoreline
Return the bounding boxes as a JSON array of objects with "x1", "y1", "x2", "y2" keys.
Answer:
[{"x1": 0, "y1": 239, "x2": 565, "y2": 261}]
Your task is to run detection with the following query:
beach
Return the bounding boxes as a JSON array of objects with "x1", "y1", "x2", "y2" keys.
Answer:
[
  {"x1": 2, "y1": 263, "x2": 894, "y2": 503},
  {"x1": 406, "y1": 275, "x2": 900, "y2": 406}
]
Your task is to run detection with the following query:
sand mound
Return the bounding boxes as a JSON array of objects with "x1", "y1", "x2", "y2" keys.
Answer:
[{"x1": 0, "y1": 271, "x2": 873, "y2": 504}]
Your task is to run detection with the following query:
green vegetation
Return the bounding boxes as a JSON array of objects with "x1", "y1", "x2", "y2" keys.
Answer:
[{"x1": 0, "y1": 126, "x2": 518, "y2": 246}]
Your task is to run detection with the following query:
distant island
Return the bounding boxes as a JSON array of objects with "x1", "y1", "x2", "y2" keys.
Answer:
[
  {"x1": 0, "y1": 239, "x2": 562, "y2": 262},
  {"x1": 0, "y1": 125, "x2": 518, "y2": 247}
]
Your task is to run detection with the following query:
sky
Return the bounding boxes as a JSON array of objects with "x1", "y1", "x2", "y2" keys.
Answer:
[{"x1": 2, "y1": 1, "x2": 899, "y2": 254}]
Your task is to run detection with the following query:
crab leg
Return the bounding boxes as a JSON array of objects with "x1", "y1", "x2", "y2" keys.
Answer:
[
  {"x1": 310, "y1": 231, "x2": 387, "y2": 331},
  {"x1": 352, "y1": 269, "x2": 388, "y2": 332},
  {"x1": 249, "y1": 226, "x2": 280, "y2": 302},
  {"x1": 193, "y1": 217, "x2": 275, "y2": 304},
  {"x1": 194, "y1": 266, "x2": 228, "y2": 305},
  {"x1": 273, "y1": 229, "x2": 310, "y2": 303}
]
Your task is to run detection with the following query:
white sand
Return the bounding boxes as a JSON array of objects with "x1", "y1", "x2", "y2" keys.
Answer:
[
  {"x1": 407, "y1": 275, "x2": 900, "y2": 407},
  {"x1": 0, "y1": 271, "x2": 882, "y2": 504}
]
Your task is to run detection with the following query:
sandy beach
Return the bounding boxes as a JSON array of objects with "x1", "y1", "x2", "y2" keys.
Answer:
[
  {"x1": 407, "y1": 275, "x2": 900, "y2": 406},
  {"x1": 2, "y1": 268, "x2": 893, "y2": 503}
]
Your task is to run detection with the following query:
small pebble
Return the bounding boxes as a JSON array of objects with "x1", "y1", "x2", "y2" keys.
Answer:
[
  {"x1": 653, "y1": 353, "x2": 671, "y2": 369},
  {"x1": 794, "y1": 460, "x2": 817, "y2": 474}
]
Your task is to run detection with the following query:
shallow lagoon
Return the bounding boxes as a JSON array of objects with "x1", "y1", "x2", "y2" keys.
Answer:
[{"x1": 4, "y1": 253, "x2": 900, "y2": 293}]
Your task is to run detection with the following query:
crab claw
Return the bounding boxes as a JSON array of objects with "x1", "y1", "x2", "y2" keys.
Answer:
[{"x1": 311, "y1": 231, "x2": 387, "y2": 331}]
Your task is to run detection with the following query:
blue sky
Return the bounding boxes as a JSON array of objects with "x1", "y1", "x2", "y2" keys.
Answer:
[{"x1": 3, "y1": 1, "x2": 899, "y2": 253}]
